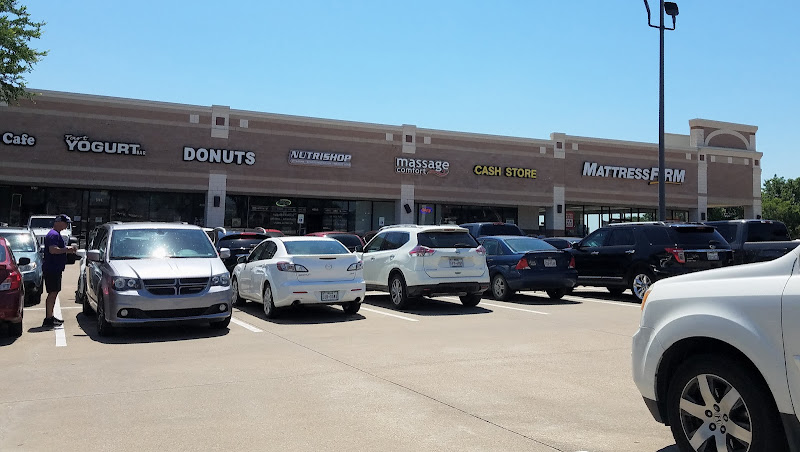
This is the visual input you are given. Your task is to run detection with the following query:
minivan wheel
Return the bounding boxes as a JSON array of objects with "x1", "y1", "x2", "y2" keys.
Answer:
[
  {"x1": 546, "y1": 288, "x2": 567, "y2": 300},
  {"x1": 459, "y1": 293, "x2": 482, "y2": 307},
  {"x1": 82, "y1": 290, "x2": 94, "y2": 316},
  {"x1": 667, "y1": 354, "x2": 788, "y2": 452},
  {"x1": 231, "y1": 278, "x2": 245, "y2": 306},
  {"x1": 262, "y1": 284, "x2": 278, "y2": 319},
  {"x1": 389, "y1": 273, "x2": 411, "y2": 309},
  {"x1": 96, "y1": 296, "x2": 113, "y2": 337},
  {"x1": 491, "y1": 274, "x2": 514, "y2": 301},
  {"x1": 629, "y1": 269, "x2": 654, "y2": 301}
]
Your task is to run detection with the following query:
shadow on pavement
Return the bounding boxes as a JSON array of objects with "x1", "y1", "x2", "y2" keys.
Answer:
[
  {"x1": 656, "y1": 445, "x2": 678, "y2": 452},
  {"x1": 235, "y1": 302, "x2": 366, "y2": 325},
  {"x1": 501, "y1": 292, "x2": 582, "y2": 306},
  {"x1": 0, "y1": 324, "x2": 20, "y2": 344},
  {"x1": 566, "y1": 288, "x2": 642, "y2": 305},
  {"x1": 365, "y1": 294, "x2": 492, "y2": 316},
  {"x1": 74, "y1": 312, "x2": 230, "y2": 344}
]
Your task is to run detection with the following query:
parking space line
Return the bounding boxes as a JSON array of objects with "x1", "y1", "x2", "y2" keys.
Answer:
[
  {"x1": 231, "y1": 317, "x2": 263, "y2": 332},
  {"x1": 26, "y1": 306, "x2": 81, "y2": 311},
  {"x1": 564, "y1": 295, "x2": 640, "y2": 308},
  {"x1": 54, "y1": 296, "x2": 67, "y2": 347},
  {"x1": 480, "y1": 302, "x2": 550, "y2": 315},
  {"x1": 360, "y1": 307, "x2": 419, "y2": 322}
]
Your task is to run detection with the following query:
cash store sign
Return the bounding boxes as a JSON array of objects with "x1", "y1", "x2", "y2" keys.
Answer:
[{"x1": 473, "y1": 165, "x2": 537, "y2": 179}]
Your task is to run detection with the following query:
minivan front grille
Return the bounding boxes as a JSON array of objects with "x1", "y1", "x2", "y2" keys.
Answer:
[{"x1": 142, "y1": 278, "x2": 209, "y2": 296}]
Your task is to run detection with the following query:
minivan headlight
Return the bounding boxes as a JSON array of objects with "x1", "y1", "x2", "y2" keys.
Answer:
[
  {"x1": 19, "y1": 261, "x2": 38, "y2": 272},
  {"x1": 211, "y1": 273, "x2": 230, "y2": 287},
  {"x1": 113, "y1": 277, "x2": 141, "y2": 291}
]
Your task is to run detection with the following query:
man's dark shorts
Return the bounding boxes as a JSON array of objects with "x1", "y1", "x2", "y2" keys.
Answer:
[{"x1": 44, "y1": 272, "x2": 62, "y2": 294}]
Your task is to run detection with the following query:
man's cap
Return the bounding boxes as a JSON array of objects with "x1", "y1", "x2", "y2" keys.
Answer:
[{"x1": 54, "y1": 214, "x2": 72, "y2": 223}]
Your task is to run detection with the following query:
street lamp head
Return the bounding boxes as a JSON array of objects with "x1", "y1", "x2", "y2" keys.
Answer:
[{"x1": 664, "y1": 2, "x2": 679, "y2": 18}]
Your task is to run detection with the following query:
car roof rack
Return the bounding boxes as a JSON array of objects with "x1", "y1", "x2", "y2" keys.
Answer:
[{"x1": 606, "y1": 221, "x2": 667, "y2": 227}]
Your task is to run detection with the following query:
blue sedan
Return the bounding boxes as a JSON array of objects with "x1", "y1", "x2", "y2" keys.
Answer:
[{"x1": 479, "y1": 236, "x2": 577, "y2": 301}]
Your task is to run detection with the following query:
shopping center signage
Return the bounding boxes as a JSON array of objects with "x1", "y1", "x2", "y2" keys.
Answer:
[
  {"x1": 473, "y1": 165, "x2": 537, "y2": 179},
  {"x1": 288, "y1": 150, "x2": 352, "y2": 168},
  {"x1": 183, "y1": 146, "x2": 255, "y2": 165},
  {"x1": 395, "y1": 157, "x2": 450, "y2": 176},
  {"x1": 582, "y1": 161, "x2": 685, "y2": 184},
  {"x1": 3, "y1": 132, "x2": 36, "y2": 146},
  {"x1": 65, "y1": 134, "x2": 146, "y2": 156}
]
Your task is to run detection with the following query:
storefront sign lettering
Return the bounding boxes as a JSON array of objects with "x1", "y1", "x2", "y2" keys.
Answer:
[
  {"x1": 3, "y1": 132, "x2": 36, "y2": 146},
  {"x1": 473, "y1": 165, "x2": 537, "y2": 179},
  {"x1": 183, "y1": 146, "x2": 255, "y2": 165},
  {"x1": 582, "y1": 161, "x2": 685, "y2": 184},
  {"x1": 395, "y1": 157, "x2": 449, "y2": 176},
  {"x1": 288, "y1": 150, "x2": 352, "y2": 167},
  {"x1": 65, "y1": 134, "x2": 145, "y2": 156},
  {"x1": 276, "y1": 199, "x2": 292, "y2": 207}
]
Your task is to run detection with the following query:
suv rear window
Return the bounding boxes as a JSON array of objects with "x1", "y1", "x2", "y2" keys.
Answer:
[
  {"x1": 669, "y1": 226, "x2": 727, "y2": 247},
  {"x1": 643, "y1": 227, "x2": 673, "y2": 246},
  {"x1": 710, "y1": 223, "x2": 737, "y2": 243},
  {"x1": 746, "y1": 222, "x2": 791, "y2": 242},
  {"x1": 327, "y1": 234, "x2": 363, "y2": 249},
  {"x1": 477, "y1": 224, "x2": 523, "y2": 236},
  {"x1": 418, "y1": 231, "x2": 479, "y2": 249}
]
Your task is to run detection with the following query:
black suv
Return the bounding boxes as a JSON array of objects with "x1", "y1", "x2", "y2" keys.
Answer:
[
  {"x1": 460, "y1": 222, "x2": 525, "y2": 238},
  {"x1": 569, "y1": 222, "x2": 732, "y2": 300}
]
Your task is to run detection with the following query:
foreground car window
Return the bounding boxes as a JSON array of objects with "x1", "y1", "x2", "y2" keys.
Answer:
[
  {"x1": 110, "y1": 229, "x2": 217, "y2": 259},
  {"x1": 0, "y1": 233, "x2": 37, "y2": 252},
  {"x1": 504, "y1": 237, "x2": 556, "y2": 253},
  {"x1": 284, "y1": 240, "x2": 349, "y2": 255},
  {"x1": 418, "y1": 232, "x2": 479, "y2": 249}
]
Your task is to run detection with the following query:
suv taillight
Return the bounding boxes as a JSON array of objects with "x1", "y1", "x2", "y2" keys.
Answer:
[
  {"x1": 568, "y1": 256, "x2": 575, "y2": 269},
  {"x1": 0, "y1": 269, "x2": 22, "y2": 291},
  {"x1": 476, "y1": 245, "x2": 486, "y2": 256},
  {"x1": 665, "y1": 247, "x2": 686, "y2": 264},
  {"x1": 409, "y1": 246, "x2": 435, "y2": 257}
]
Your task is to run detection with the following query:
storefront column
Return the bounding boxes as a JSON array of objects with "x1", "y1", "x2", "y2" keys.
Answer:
[
  {"x1": 746, "y1": 162, "x2": 763, "y2": 219},
  {"x1": 690, "y1": 196, "x2": 707, "y2": 222},
  {"x1": 517, "y1": 205, "x2": 540, "y2": 233},
  {"x1": 399, "y1": 183, "x2": 415, "y2": 224},
  {"x1": 545, "y1": 186, "x2": 566, "y2": 236},
  {"x1": 205, "y1": 173, "x2": 226, "y2": 227}
]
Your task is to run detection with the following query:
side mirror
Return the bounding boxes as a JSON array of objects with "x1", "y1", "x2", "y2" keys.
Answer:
[
  {"x1": 76, "y1": 249, "x2": 87, "y2": 259},
  {"x1": 39, "y1": 244, "x2": 45, "y2": 253},
  {"x1": 354, "y1": 245, "x2": 364, "y2": 253},
  {"x1": 219, "y1": 248, "x2": 231, "y2": 259},
  {"x1": 237, "y1": 255, "x2": 248, "y2": 264},
  {"x1": 87, "y1": 250, "x2": 101, "y2": 262},
  {"x1": 18, "y1": 257, "x2": 31, "y2": 266},
  {"x1": 571, "y1": 242, "x2": 581, "y2": 250}
]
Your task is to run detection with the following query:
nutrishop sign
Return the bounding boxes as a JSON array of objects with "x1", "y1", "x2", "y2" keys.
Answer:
[
  {"x1": 288, "y1": 150, "x2": 352, "y2": 168},
  {"x1": 183, "y1": 146, "x2": 255, "y2": 166},
  {"x1": 65, "y1": 134, "x2": 146, "y2": 156}
]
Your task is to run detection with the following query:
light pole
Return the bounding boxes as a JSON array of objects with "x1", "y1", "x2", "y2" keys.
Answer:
[{"x1": 644, "y1": 1, "x2": 679, "y2": 221}]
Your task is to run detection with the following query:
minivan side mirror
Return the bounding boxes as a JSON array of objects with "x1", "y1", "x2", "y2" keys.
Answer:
[
  {"x1": 17, "y1": 257, "x2": 31, "y2": 266},
  {"x1": 354, "y1": 245, "x2": 364, "y2": 253},
  {"x1": 87, "y1": 250, "x2": 101, "y2": 262},
  {"x1": 76, "y1": 249, "x2": 87, "y2": 259},
  {"x1": 219, "y1": 248, "x2": 231, "y2": 259}
]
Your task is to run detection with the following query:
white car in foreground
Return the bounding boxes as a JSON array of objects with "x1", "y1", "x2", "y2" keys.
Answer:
[
  {"x1": 632, "y1": 245, "x2": 800, "y2": 452},
  {"x1": 230, "y1": 236, "x2": 365, "y2": 318}
]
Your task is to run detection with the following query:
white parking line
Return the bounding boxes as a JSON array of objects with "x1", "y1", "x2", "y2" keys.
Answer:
[
  {"x1": 564, "y1": 295, "x2": 640, "y2": 308},
  {"x1": 231, "y1": 317, "x2": 263, "y2": 333},
  {"x1": 360, "y1": 307, "x2": 419, "y2": 322},
  {"x1": 26, "y1": 306, "x2": 81, "y2": 311},
  {"x1": 54, "y1": 296, "x2": 67, "y2": 347},
  {"x1": 480, "y1": 302, "x2": 550, "y2": 315}
]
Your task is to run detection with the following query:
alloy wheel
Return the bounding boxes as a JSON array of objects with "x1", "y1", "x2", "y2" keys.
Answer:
[
  {"x1": 390, "y1": 278, "x2": 403, "y2": 306},
  {"x1": 631, "y1": 273, "x2": 652, "y2": 300},
  {"x1": 492, "y1": 276, "x2": 507, "y2": 299},
  {"x1": 678, "y1": 373, "x2": 752, "y2": 451}
]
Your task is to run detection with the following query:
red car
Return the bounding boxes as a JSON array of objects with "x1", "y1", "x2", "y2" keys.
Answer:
[
  {"x1": 305, "y1": 231, "x2": 365, "y2": 252},
  {"x1": 0, "y1": 237, "x2": 28, "y2": 337}
]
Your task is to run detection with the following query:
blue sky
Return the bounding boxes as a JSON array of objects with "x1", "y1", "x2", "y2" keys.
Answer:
[{"x1": 22, "y1": 1, "x2": 800, "y2": 184}]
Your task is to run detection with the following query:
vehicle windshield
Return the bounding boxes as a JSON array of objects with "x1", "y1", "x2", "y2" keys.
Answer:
[
  {"x1": 327, "y1": 234, "x2": 362, "y2": 249},
  {"x1": 283, "y1": 240, "x2": 349, "y2": 255},
  {"x1": 477, "y1": 224, "x2": 523, "y2": 236},
  {"x1": 504, "y1": 237, "x2": 556, "y2": 253},
  {"x1": 0, "y1": 233, "x2": 37, "y2": 252},
  {"x1": 110, "y1": 228, "x2": 217, "y2": 259},
  {"x1": 418, "y1": 231, "x2": 479, "y2": 249},
  {"x1": 29, "y1": 218, "x2": 54, "y2": 228}
]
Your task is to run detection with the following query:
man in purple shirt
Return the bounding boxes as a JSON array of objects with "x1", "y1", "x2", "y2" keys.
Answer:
[{"x1": 42, "y1": 214, "x2": 77, "y2": 327}]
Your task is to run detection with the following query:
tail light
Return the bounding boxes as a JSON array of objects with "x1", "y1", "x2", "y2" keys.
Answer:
[
  {"x1": 515, "y1": 257, "x2": 529, "y2": 270},
  {"x1": 475, "y1": 245, "x2": 486, "y2": 256},
  {"x1": 409, "y1": 246, "x2": 435, "y2": 257},
  {"x1": 665, "y1": 247, "x2": 686, "y2": 264},
  {"x1": 347, "y1": 261, "x2": 363, "y2": 271},
  {"x1": 0, "y1": 269, "x2": 22, "y2": 291},
  {"x1": 276, "y1": 261, "x2": 309, "y2": 272},
  {"x1": 568, "y1": 256, "x2": 576, "y2": 269}
]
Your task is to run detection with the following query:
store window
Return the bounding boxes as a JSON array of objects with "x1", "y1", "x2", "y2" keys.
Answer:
[
  {"x1": 372, "y1": 201, "x2": 395, "y2": 230},
  {"x1": 112, "y1": 191, "x2": 149, "y2": 222},
  {"x1": 416, "y1": 203, "x2": 436, "y2": 225}
]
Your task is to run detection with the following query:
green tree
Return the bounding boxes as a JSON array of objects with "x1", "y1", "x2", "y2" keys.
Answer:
[
  {"x1": 707, "y1": 206, "x2": 744, "y2": 221},
  {"x1": 0, "y1": 0, "x2": 46, "y2": 104},
  {"x1": 761, "y1": 175, "x2": 800, "y2": 238}
]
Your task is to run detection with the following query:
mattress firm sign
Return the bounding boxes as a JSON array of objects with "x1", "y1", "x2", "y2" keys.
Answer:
[
  {"x1": 395, "y1": 157, "x2": 450, "y2": 177},
  {"x1": 288, "y1": 150, "x2": 352, "y2": 168},
  {"x1": 582, "y1": 161, "x2": 685, "y2": 184},
  {"x1": 65, "y1": 134, "x2": 146, "y2": 156},
  {"x1": 183, "y1": 146, "x2": 255, "y2": 165}
]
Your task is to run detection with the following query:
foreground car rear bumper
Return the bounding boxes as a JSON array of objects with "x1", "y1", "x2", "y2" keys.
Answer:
[
  {"x1": 508, "y1": 271, "x2": 577, "y2": 291},
  {"x1": 273, "y1": 279, "x2": 366, "y2": 308},
  {"x1": 0, "y1": 291, "x2": 24, "y2": 322}
]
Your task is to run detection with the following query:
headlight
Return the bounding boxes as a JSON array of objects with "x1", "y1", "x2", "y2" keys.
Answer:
[
  {"x1": 19, "y1": 261, "x2": 38, "y2": 272},
  {"x1": 211, "y1": 273, "x2": 230, "y2": 287},
  {"x1": 641, "y1": 288, "x2": 652, "y2": 311},
  {"x1": 112, "y1": 277, "x2": 141, "y2": 291},
  {"x1": 347, "y1": 261, "x2": 363, "y2": 271}
]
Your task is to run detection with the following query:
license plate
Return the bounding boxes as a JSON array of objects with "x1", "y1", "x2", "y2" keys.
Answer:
[
  {"x1": 707, "y1": 251, "x2": 719, "y2": 261},
  {"x1": 544, "y1": 258, "x2": 557, "y2": 267},
  {"x1": 449, "y1": 257, "x2": 463, "y2": 267},
  {"x1": 321, "y1": 291, "x2": 339, "y2": 301}
]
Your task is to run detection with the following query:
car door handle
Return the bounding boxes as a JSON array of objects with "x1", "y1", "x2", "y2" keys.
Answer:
[
  {"x1": 625, "y1": 250, "x2": 635, "y2": 254},
  {"x1": 591, "y1": 251, "x2": 600, "y2": 255},
  {"x1": 369, "y1": 257, "x2": 376, "y2": 261},
  {"x1": 389, "y1": 255, "x2": 395, "y2": 260}
]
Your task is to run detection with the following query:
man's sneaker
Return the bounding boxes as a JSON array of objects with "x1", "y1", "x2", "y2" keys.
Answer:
[{"x1": 42, "y1": 317, "x2": 64, "y2": 327}]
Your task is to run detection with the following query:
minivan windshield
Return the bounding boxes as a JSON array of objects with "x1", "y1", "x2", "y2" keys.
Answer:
[
  {"x1": 0, "y1": 233, "x2": 37, "y2": 252},
  {"x1": 110, "y1": 228, "x2": 217, "y2": 259},
  {"x1": 418, "y1": 232, "x2": 479, "y2": 249}
]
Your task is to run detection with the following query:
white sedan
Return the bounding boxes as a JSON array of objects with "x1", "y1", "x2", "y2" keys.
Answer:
[{"x1": 230, "y1": 236, "x2": 365, "y2": 318}]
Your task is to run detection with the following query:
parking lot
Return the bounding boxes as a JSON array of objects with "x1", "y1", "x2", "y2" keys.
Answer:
[{"x1": 1, "y1": 264, "x2": 677, "y2": 452}]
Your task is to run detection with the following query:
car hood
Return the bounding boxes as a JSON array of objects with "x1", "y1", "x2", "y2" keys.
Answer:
[
  {"x1": 110, "y1": 258, "x2": 226, "y2": 279},
  {"x1": 30, "y1": 228, "x2": 72, "y2": 238}
]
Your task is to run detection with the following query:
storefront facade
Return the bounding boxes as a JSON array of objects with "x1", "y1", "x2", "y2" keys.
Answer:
[{"x1": 0, "y1": 91, "x2": 762, "y2": 243}]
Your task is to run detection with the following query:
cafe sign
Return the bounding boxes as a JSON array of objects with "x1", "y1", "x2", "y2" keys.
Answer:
[
  {"x1": 3, "y1": 132, "x2": 36, "y2": 146},
  {"x1": 473, "y1": 165, "x2": 537, "y2": 179},
  {"x1": 582, "y1": 161, "x2": 685, "y2": 184}
]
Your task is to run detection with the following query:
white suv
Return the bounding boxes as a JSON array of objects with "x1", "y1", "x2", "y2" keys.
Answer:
[
  {"x1": 632, "y1": 245, "x2": 800, "y2": 451},
  {"x1": 358, "y1": 225, "x2": 489, "y2": 309}
]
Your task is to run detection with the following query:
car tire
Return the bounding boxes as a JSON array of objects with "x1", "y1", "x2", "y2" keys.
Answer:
[
  {"x1": 607, "y1": 288, "x2": 625, "y2": 296},
  {"x1": 546, "y1": 288, "x2": 567, "y2": 300},
  {"x1": 96, "y1": 295, "x2": 113, "y2": 337},
  {"x1": 389, "y1": 273, "x2": 411, "y2": 310},
  {"x1": 9, "y1": 320, "x2": 23, "y2": 337},
  {"x1": 82, "y1": 291, "x2": 94, "y2": 316},
  {"x1": 25, "y1": 290, "x2": 41, "y2": 307},
  {"x1": 629, "y1": 268, "x2": 654, "y2": 301},
  {"x1": 262, "y1": 283, "x2": 278, "y2": 319},
  {"x1": 491, "y1": 274, "x2": 514, "y2": 301},
  {"x1": 342, "y1": 301, "x2": 361, "y2": 315},
  {"x1": 459, "y1": 293, "x2": 482, "y2": 307},
  {"x1": 667, "y1": 354, "x2": 788, "y2": 452},
  {"x1": 230, "y1": 278, "x2": 246, "y2": 307},
  {"x1": 209, "y1": 316, "x2": 231, "y2": 329},
  {"x1": 67, "y1": 254, "x2": 77, "y2": 265}
]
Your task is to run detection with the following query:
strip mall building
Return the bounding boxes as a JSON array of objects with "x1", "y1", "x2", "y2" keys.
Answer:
[{"x1": 0, "y1": 90, "x2": 762, "y2": 244}]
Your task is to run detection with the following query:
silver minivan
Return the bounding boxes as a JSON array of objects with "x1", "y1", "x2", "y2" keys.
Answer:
[{"x1": 78, "y1": 222, "x2": 232, "y2": 336}]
